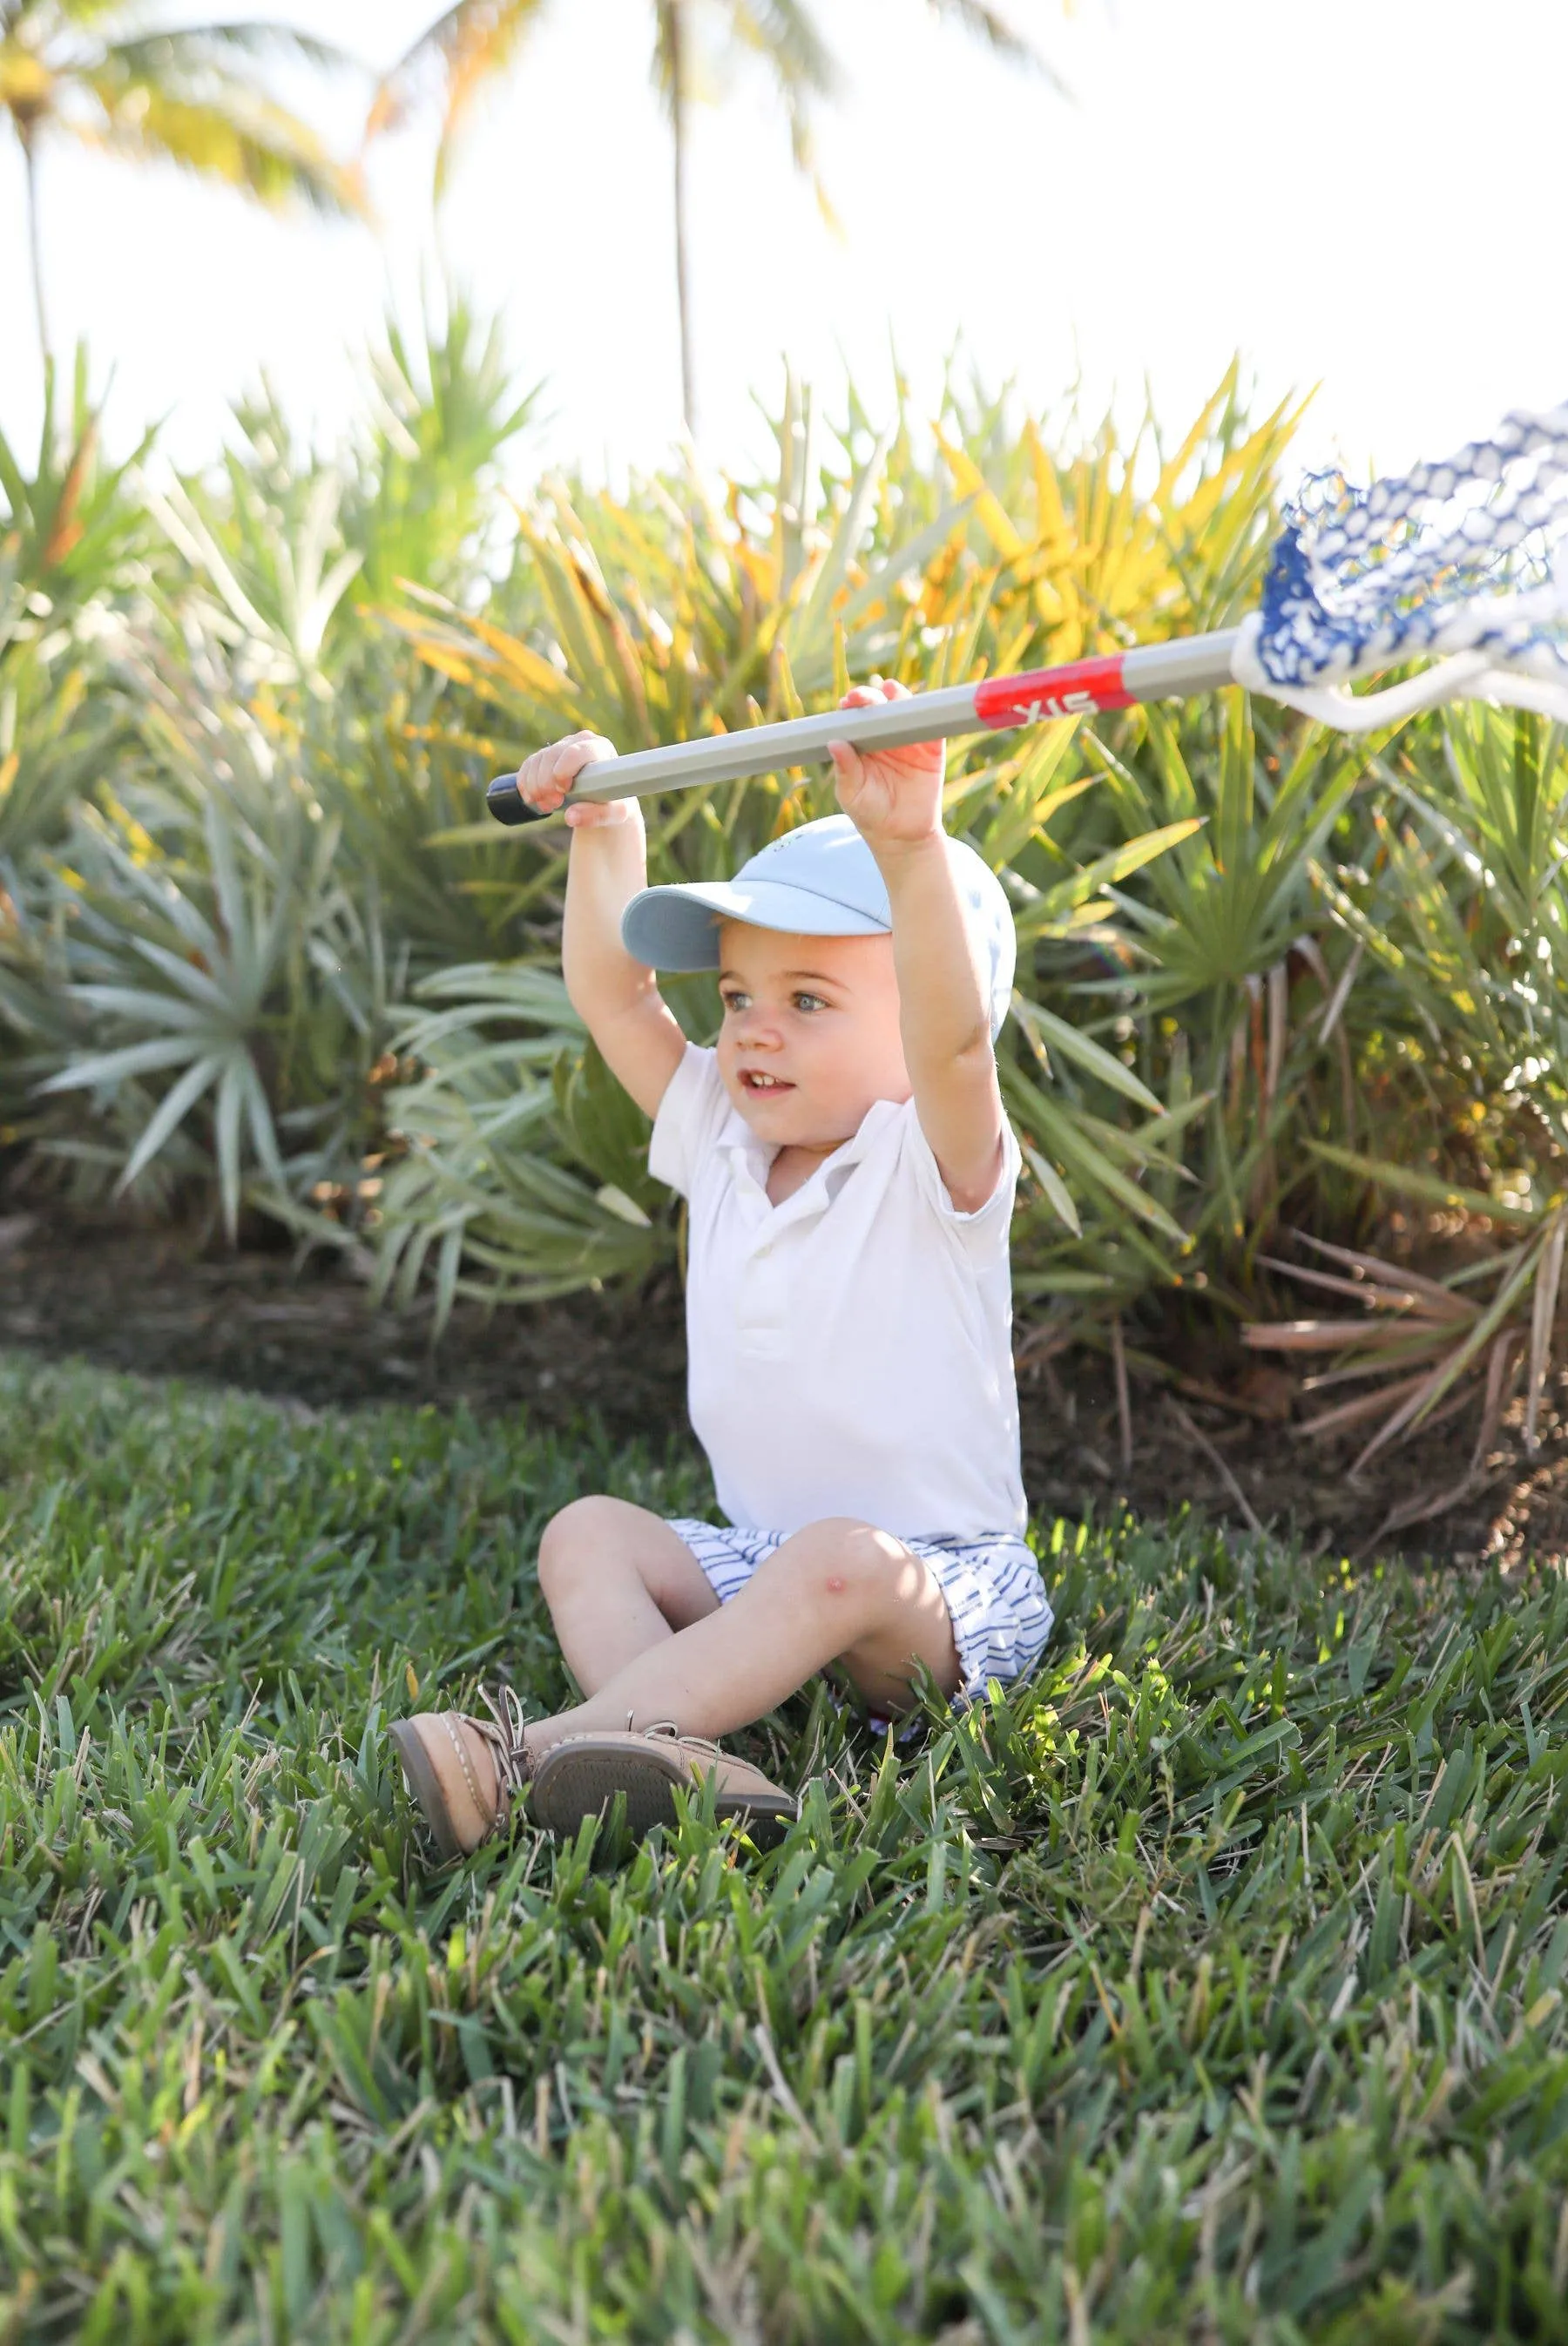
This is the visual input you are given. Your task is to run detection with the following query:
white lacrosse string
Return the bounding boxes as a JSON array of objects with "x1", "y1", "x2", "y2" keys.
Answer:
[{"x1": 1230, "y1": 625, "x2": 1568, "y2": 731}]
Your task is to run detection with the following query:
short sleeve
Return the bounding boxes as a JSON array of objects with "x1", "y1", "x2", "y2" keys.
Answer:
[
  {"x1": 648, "y1": 1044, "x2": 732, "y2": 1200},
  {"x1": 902, "y1": 1110, "x2": 1021, "y2": 1262}
]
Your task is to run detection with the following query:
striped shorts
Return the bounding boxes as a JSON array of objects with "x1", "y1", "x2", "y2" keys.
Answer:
[{"x1": 666, "y1": 1518, "x2": 1054, "y2": 1709}]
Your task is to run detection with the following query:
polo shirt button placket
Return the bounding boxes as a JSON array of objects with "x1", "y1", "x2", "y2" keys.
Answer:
[{"x1": 738, "y1": 1220, "x2": 787, "y2": 1355}]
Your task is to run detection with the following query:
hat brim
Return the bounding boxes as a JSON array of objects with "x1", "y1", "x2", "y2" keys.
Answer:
[{"x1": 620, "y1": 876, "x2": 890, "y2": 971}]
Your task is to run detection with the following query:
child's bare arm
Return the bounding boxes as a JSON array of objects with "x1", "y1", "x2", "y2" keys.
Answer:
[
  {"x1": 517, "y1": 734, "x2": 686, "y2": 1119},
  {"x1": 828, "y1": 682, "x2": 1007, "y2": 1214}
]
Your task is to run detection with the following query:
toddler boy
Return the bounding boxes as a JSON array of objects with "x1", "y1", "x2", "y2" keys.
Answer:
[{"x1": 390, "y1": 680, "x2": 1052, "y2": 1856}]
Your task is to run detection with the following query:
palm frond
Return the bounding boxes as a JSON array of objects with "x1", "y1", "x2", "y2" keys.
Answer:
[
  {"x1": 104, "y1": 24, "x2": 364, "y2": 76},
  {"x1": 81, "y1": 65, "x2": 369, "y2": 216},
  {"x1": 366, "y1": 0, "x2": 548, "y2": 188},
  {"x1": 652, "y1": 0, "x2": 835, "y2": 141},
  {"x1": 726, "y1": 1, "x2": 838, "y2": 98},
  {"x1": 34, "y1": 0, "x2": 125, "y2": 21},
  {"x1": 929, "y1": 0, "x2": 1070, "y2": 93}
]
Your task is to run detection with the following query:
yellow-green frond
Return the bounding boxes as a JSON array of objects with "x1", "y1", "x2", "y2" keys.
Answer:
[
  {"x1": 366, "y1": 0, "x2": 550, "y2": 197},
  {"x1": 83, "y1": 66, "x2": 368, "y2": 218},
  {"x1": 928, "y1": 0, "x2": 1071, "y2": 98}
]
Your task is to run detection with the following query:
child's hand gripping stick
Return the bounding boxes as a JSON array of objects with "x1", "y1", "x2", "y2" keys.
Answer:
[{"x1": 490, "y1": 732, "x2": 641, "y2": 829}]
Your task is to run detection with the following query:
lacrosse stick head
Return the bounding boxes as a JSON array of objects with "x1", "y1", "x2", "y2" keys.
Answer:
[{"x1": 1234, "y1": 407, "x2": 1568, "y2": 728}]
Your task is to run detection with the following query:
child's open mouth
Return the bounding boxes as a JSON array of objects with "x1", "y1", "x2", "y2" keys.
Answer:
[{"x1": 740, "y1": 1071, "x2": 793, "y2": 1094}]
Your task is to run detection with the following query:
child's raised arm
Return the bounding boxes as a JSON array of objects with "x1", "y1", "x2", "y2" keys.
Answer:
[
  {"x1": 828, "y1": 682, "x2": 1007, "y2": 1214},
  {"x1": 517, "y1": 733, "x2": 686, "y2": 1119}
]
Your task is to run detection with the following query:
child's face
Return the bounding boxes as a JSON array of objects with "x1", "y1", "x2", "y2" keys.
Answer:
[{"x1": 715, "y1": 921, "x2": 909, "y2": 1152}]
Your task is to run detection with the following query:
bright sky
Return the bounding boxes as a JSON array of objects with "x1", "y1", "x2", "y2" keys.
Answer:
[{"x1": 3, "y1": 0, "x2": 1565, "y2": 490}]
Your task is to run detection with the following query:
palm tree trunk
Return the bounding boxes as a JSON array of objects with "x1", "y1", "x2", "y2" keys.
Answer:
[
  {"x1": 666, "y1": 0, "x2": 696, "y2": 440},
  {"x1": 20, "y1": 126, "x2": 51, "y2": 374}
]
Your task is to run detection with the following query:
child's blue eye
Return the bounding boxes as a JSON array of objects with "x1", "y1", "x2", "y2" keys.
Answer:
[
  {"x1": 794, "y1": 992, "x2": 828, "y2": 1013},
  {"x1": 721, "y1": 990, "x2": 749, "y2": 1012}
]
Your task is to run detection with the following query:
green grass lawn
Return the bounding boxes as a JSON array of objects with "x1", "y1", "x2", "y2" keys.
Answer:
[{"x1": 3, "y1": 1355, "x2": 1568, "y2": 2343}]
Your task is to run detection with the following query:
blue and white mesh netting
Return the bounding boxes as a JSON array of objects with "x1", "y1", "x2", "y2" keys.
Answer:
[{"x1": 1253, "y1": 406, "x2": 1568, "y2": 688}]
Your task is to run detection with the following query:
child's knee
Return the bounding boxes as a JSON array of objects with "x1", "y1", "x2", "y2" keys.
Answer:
[
  {"x1": 537, "y1": 1495, "x2": 623, "y2": 1601},
  {"x1": 766, "y1": 1518, "x2": 920, "y2": 1619}
]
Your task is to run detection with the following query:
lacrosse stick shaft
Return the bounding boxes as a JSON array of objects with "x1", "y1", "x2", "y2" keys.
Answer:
[{"x1": 484, "y1": 629, "x2": 1243, "y2": 823}]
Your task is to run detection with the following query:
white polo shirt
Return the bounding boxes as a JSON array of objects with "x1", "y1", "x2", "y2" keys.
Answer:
[{"x1": 650, "y1": 1045, "x2": 1027, "y2": 1543}]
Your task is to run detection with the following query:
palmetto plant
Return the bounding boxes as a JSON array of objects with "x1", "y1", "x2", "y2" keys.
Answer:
[
  {"x1": 0, "y1": 580, "x2": 129, "y2": 870},
  {"x1": 371, "y1": 967, "x2": 669, "y2": 1328},
  {"x1": 395, "y1": 372, "x2": 971, "y2": 778},
  {"x1": 0, "y1": 348, "x2": 152, "y2": 1132},
  {"x1": 1243, "y1": 1220, "x2": 1562, "y2": 1536},
  {"x1": 145, "y1": 304, "x2": 539, "y2": 698},
  {"x1": 1243, "y1": 707, "x2": 1568, "y2": 1506},
  {"x1": 23, "y1": 665, "x2": 406, "y2": 1237},
  {"x1": 373, "y1": 0, "x2": 1056, "y2": 435},
  {"x1": 1096, "y1": 699, "x2": 1370, "y2": 1250},
  {"x1": 0, "y1": 349, "x2": 152, "y2": 880},
  {"x1": 936, "y1": 364, "x2": 1303, "y2": 669},
  {"x1": 344, "y1": 307, "x2": 540, "y2": 606},
  {"x1": 0, "y1": 344, "x2": 153, "y2": 643},
  {"x1": 3, "y1": 303, "x2": 546, "y2": 1227},
  {"x1": 0, "y1": 0, "x2": 368, "y2": 368}
]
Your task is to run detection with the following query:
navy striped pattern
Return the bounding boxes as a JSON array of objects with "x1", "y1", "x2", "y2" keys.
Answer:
[{"x1": 666, "y1": 1518, "x2": 1054, "y2": 1707}]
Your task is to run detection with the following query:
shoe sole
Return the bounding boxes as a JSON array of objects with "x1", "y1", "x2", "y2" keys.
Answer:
[
  {"x1": 389, "y1": 1719, "x2": 464, "y2": 1863},
  {"x1": 530, "y1": 1743, "x2": 796, "y2": 1849}
]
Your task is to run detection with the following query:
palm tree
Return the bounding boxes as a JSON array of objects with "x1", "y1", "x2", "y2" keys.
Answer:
[
  {"x1": 372, "y1": 0, "x2": 1058, "y2": 440},
  {"x1": 1, "y1": 3, "x2": 368, "y2": 370}
]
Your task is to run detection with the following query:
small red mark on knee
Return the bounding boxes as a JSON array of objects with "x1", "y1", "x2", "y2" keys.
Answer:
[{"x1": 825, "y1": 1575, "x2": 848, "y2": 1595}]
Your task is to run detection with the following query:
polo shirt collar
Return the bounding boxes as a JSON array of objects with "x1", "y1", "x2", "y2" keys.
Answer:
[{"x1": 718, "y1": 1096, "x2": 902, "y2": 1220}]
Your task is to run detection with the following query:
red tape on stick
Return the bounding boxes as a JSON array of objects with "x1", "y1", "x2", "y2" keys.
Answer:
[{"x1": 974, "y1": 655, "x2": 1132, "y2": 728}]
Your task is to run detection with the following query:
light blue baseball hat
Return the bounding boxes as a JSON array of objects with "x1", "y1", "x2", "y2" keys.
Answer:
[{"x1": 620, "y1": 814, "x2": 1017, "y2": 1038}]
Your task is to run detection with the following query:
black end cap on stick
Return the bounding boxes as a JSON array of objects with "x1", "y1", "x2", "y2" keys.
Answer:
[{"x1": 485, "y1": 772, "x2": 551, "y2": 826}]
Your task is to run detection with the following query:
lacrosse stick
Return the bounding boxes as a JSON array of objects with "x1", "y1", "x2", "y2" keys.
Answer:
[{"x1": 486, "y1": 403, "x2": 1568, "y2": 824}]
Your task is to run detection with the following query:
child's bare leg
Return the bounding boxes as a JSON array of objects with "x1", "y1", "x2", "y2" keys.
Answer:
[
  {"x1": 525, "y1": 1516, "x2": 960, "y2": 1758},
  {"x1": 397, "y1": 1518, "x2": 960, "y2": 1850},
  {"x1": 535, "y1": 1497, "x2": 719, "y2": 1692}
]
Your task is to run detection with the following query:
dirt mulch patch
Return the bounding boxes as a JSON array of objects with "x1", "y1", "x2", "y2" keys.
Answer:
[
  {"x1": 2, "y1": 1208, "x2": 1564, "y2": 1566},
  {"x1": 0, "y1": 1210, "x2": 686, "y2": 1448}
]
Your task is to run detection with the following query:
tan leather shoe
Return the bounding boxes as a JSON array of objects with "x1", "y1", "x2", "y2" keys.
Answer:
[
  {"x1": 529, "y1": 1721, "x2": 797, "y2": 1847},
  {"x1": 389, "y1": 1687, "x2": 534, "y2": 1861}
]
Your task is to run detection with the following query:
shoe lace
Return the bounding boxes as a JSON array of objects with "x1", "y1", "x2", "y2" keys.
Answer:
[
  {"x1": 644, "y1": 1718, "x2": 721, "y2": 1761},
  {"x1": 467, "y1": 1685, "x2": 534, "y2": 1819}
]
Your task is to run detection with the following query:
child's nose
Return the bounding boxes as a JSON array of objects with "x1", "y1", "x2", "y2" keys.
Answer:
[{"x1": 734, "y1": 1004, "x2": 782, "y2": 1047}]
